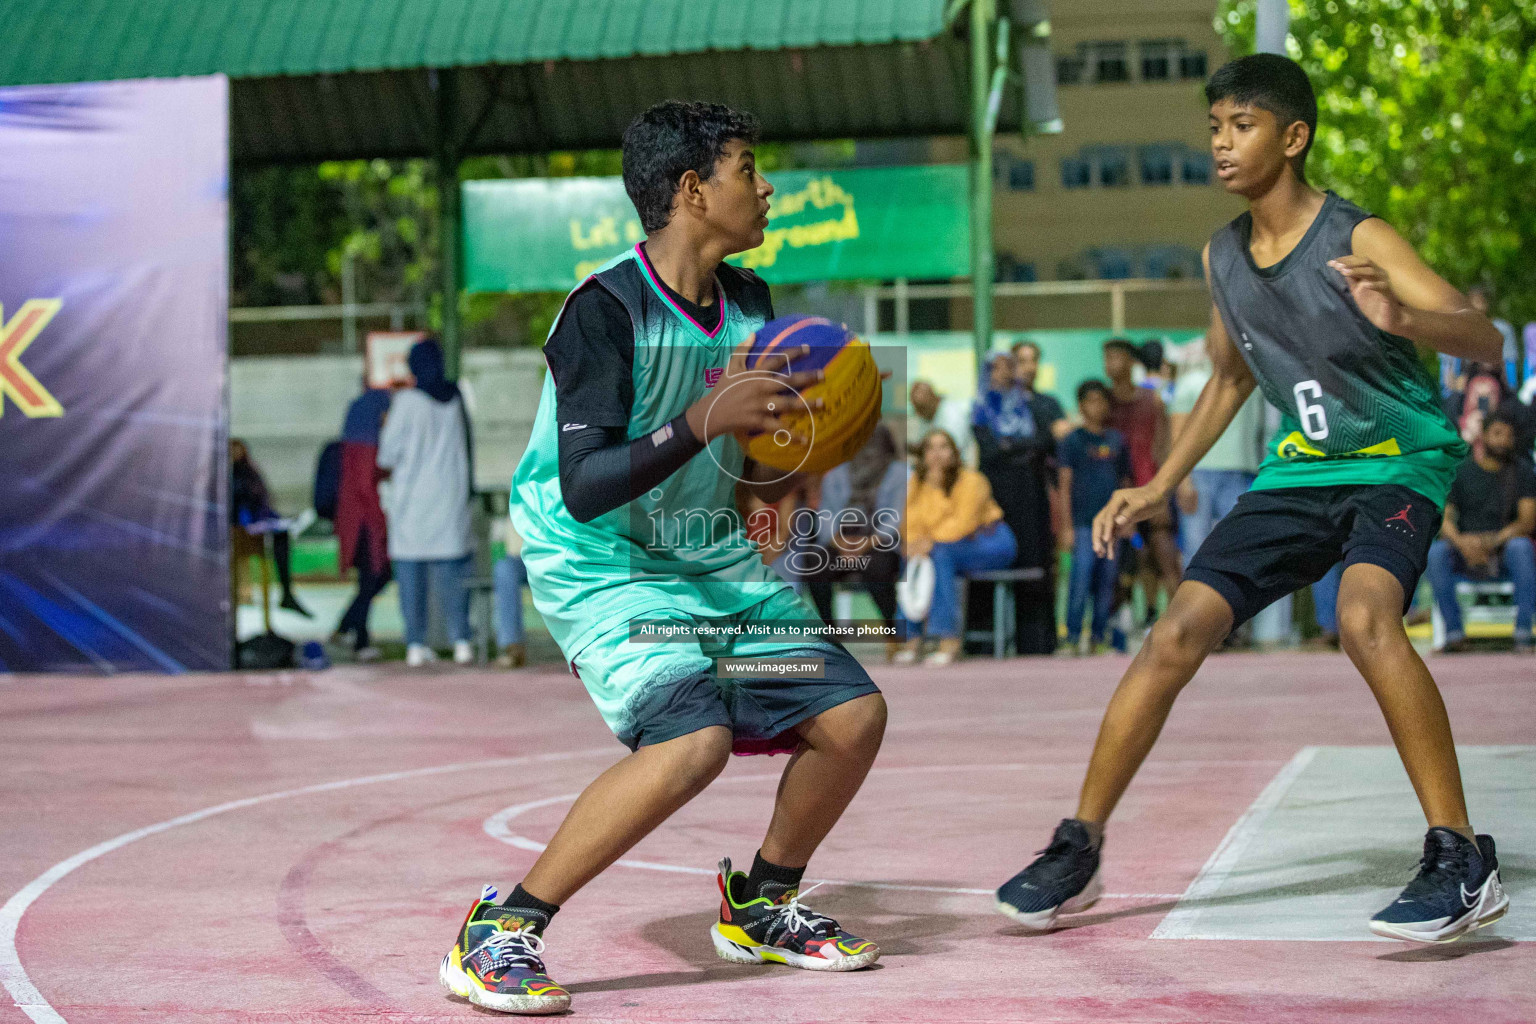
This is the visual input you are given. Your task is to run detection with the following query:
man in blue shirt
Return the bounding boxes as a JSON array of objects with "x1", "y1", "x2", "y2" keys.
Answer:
[{"x1": 1057, "y1": 381, "x2": 1131, "y2": 651}]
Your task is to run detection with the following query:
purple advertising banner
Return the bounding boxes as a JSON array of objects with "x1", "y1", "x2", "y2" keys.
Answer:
[{"x1": 0, "y1": 76, "x2": 229, "y2": 672}]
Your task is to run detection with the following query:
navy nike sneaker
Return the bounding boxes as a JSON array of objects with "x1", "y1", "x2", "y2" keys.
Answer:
[
  {"x1": 1369, "y1": 828, "x2": 1508, "y2": 942},
  {"x1": 995, "y1": 818, "x2": 1103, "y2": 930}
]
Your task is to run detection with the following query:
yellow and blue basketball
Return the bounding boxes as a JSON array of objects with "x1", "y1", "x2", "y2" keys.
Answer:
[{"x1": 740, "y1": 315, "x2": 882, "y2": 474}]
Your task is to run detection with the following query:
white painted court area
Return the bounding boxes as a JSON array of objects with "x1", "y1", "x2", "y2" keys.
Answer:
[{"x1": 1155, "y1": 745, "x2": 1534, "y2": 941}]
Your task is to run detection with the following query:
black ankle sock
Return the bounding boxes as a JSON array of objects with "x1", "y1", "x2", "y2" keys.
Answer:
[
  {"x1": 744, "y1": 851, "x2": 805, "y2": 904},
  {"x1": 499, "y1": 883, "x2": 560, "y2": 934}
]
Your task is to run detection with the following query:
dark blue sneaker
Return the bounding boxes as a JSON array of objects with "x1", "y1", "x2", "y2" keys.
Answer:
[
  {"x1": 1369, "y1": 828, "x2": 1508, "y2": 943},
  {"x1": 995, "y1": 819, "x2": 1103, "y2": 930}
]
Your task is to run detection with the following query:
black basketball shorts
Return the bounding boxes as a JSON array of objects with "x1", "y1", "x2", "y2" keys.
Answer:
[{"x1": 1183, "y1": 483, "x2": 1441, "y2": 628}]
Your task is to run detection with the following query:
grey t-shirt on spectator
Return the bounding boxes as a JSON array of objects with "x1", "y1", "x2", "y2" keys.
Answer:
[{"x1": 1172, "y1": 365, "x2": 1264, "y2": 474}]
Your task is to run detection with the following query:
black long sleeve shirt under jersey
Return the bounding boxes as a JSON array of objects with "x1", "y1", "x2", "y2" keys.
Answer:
[{"x1": 545, "y1": 257, "x2": 772, "y2": 524}]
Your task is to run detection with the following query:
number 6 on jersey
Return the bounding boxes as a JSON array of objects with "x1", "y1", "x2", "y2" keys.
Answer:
[{"x1": 1293, "y1": 379, "x2": 1329, "y2": 441}]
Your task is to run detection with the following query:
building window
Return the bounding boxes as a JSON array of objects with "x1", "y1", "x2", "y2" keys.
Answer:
[
  {"x1": 1088, "y1": 248, "x2": 1135, "y2": 280},
  {"x1": 1089, "y1": 42, "x2": 1129, "y2": 83},
  {"x1": 1145, "y1": 245, "x2": 1201, "y2": 280},
  {"x1": 995, "y1": 153, "x2": 1036, "y2": 191},
  {"x1": 1096, "y1": 147, "x2": 1130, "y2": 187},
  {"x1": 1056, "y1": 258, "x2": 1089, "y2": 281},
  {"x1": 1181, "y1": 149, "x2": 1212, "y2": 185},
  {"x1": 1056, "y1": 54, "x2": 1085, "y2": 86},
  {"x1": 1139, "y1": 145, "x2": 1174, "y2": 185},
  {"x1": 1140, "y1": 40, "x2": 1175, "y2": 82},
  {"x1": 996, "y1": 254, "x2": 1037, "y2": 283},
  {"x1": 1180, "y1": 51, "x2": 1208, "y2": 79},
  {"x1": 1061, "y1": 156, "x2": 1091, "y2": 189},
  {"x1": 1065, "y1": 147, "x2": 1137, "y2": 187}
]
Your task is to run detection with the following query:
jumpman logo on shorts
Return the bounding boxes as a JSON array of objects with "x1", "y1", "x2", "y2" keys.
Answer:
[{"x1": 1385, "y1": 504, "x2": 1415, "y2": 533}]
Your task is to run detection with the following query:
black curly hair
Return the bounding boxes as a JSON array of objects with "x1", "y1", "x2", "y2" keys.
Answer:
[
  {"x1": 621, "y1": 101, "x2": 761, "y2": 233},
  {"x1": 1206, "y1": 53, "x2": 1318, "y2": 177}
]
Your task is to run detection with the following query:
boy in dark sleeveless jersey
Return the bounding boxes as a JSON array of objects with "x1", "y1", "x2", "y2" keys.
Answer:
[{"x1": 996, "y1": 54, "x2": 1509, "y2": 943}]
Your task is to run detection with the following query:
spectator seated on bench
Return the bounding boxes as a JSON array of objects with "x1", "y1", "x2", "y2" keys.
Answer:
[
  {"x1": 1426, "y1": 409, "x2": 1535, "y2": 653},
  {"x1": 896, "y1": 429, "x2": 1017, "y2": 666}
]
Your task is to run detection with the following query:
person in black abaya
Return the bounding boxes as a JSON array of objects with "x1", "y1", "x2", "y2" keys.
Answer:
[{"x1": 970, "y1": 351, "x2": 1058, "y2": 654}]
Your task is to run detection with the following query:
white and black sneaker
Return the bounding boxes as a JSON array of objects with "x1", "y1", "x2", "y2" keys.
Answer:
[
  {"x1": 1369, "y1": 828, "x2": 1508, "y2": 943},
  {"x1": 995, "y1": 818, "x2": 1103, "y2": 931}
]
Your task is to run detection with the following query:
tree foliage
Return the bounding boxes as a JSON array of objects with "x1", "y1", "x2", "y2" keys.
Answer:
[
  {"x1": 231, "y1": 141, "x2": 838, "y2": 346},
  {"x1": 1216, "y1": 0, "x2": 1536, "y2": 326}
]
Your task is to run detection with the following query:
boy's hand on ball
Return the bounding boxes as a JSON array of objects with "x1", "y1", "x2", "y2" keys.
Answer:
[{"x1": 687, "y1": 337, "x2": 823, "y2": 444}]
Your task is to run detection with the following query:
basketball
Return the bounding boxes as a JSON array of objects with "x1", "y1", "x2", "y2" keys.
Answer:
[{"x1": 739, "y1": 314, "x2": 883, "y2": 474}]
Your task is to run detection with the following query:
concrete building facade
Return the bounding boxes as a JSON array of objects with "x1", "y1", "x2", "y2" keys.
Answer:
[{"x1": 930, "y1": 0, "x2": 1245, "y2": 331}]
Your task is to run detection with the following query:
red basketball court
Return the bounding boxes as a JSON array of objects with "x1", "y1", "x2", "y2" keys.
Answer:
[{"x1": 3, "y1": 651, "x2": 1531, "y2": 1023}]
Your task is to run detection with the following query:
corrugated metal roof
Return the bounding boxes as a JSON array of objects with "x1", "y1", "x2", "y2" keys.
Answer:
[
  {"x1": 221, "y1": 43, "x2": 982, "y2": 162},
  {"x1": 0, "y1": 0, "x2": 948, "y2": 85},
  {"x1": 0, "y1": 1, "x2": 1000, "y2": 164}
]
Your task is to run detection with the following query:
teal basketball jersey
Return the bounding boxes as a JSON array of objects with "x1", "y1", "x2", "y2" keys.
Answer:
[{"x1": 510, "y1": 245, "x2": 788, "y2": 661}]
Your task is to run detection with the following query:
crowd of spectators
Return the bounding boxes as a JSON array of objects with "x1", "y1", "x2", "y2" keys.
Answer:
[
  {"x1": 244, "y1": 280, "x2": 1536, "y2": 666},
  {"x1": 875, "y1": 285, "x2": 1536, "y2": 662}
]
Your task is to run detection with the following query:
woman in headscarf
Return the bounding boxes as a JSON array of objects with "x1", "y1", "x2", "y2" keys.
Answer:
[
  {"x1": 332, "y1": 382, "x2": 392, "y2": 660},
  {"x1": 377, "y1": 339, "x2": 476, "y2": 667},
  {"x1": 971, "y1": 350, "x2": 1059, "y2": 654},
  {"x1": 230, "y1": 438, "x2": 311, "y2": 619}
]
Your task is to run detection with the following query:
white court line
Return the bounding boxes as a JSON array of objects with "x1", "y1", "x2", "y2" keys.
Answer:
[
  {"x1": 1150, "y1": 746, "x2": 1319, "y2": 939},
  {"x1": 482, "y1": 765, "x2": 1184, "y2": 902},
  {"x1": 4, "y1": 751, "x2": 1263, "y2": 1023},
  {"x1": 0, "y1": 747, "x2": 617, "y2": 1024}
]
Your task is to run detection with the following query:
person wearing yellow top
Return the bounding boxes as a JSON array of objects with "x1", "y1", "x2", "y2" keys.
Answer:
[{"x1": 900, "y1": 429, "x2": 1018, "y2": 664}]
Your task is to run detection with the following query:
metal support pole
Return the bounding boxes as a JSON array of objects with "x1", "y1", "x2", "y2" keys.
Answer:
[
  {"x1": 1110, "y1": 283, "x2": 1126, "y2": 333},
  {"x1": 1254, "y1": 0, "x2": 1295, "y2": 645},
  {"x1": 969, "y1": 0, "x2": 996, "y2": 370},
  {"x1": 1255, "y1": 0, "x2": 1290, "y2": 55},
  {"x1": 433, "y1": 68, "x2": 463, "y2": 379},
  {"x1": 863, "y1": 286, "x2": 878, "y2": 338},
  {"x1": 341, "y1": 251, "x2": 358, "y2": 354},
  {"x1": 894, "y1": 277, "x2": 910, "y2": 335}
]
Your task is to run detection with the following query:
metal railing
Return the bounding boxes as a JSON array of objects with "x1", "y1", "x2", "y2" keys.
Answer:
[
  {"x1": 860, "y1": 277, "x2": 1209, "y2": 336},
  {"x1": 228, "y1": 302, "x2": 424, "y2": 353}
]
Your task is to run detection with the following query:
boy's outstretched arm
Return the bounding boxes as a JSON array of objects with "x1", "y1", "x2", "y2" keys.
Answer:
[
  {"x1": 1092, "y1": 247, "x2": 1257, "y2": 555},
  {"x1": 1334, "y1": 218, "x2": 1503, "y2": 363}
]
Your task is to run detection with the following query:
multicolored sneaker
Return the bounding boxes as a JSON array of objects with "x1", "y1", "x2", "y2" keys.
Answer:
[
  {"x1": 438, "y1": 886, "x2": 570, "y2": 1015},
  {"x1": 709, "y1": 858, "x2": 880, "y2": 971},
  {"x1": 1369, "y1": 829, "x2": 1509, "y2": 943}
]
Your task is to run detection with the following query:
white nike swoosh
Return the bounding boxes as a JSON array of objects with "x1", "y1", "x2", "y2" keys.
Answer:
[
  {"x1": 561, "y1": 423, "x2": 588, "y2": 432},
  {"x1": 1461, "y1": 884, "x2": 1480, "y2": 909}
]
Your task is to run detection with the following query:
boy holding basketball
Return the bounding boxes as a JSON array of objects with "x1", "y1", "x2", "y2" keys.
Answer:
[
  {"x1": 438, "y1": 102, "x2": 885, "y2": 1015},
  {"x1": 996, "y1": 54, "x2": 1509, "y2": 942}
]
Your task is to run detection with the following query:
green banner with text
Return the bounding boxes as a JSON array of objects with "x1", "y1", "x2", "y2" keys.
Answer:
[{"x1": 463, "y1": 165, "x2": 969, "y2": 293}]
